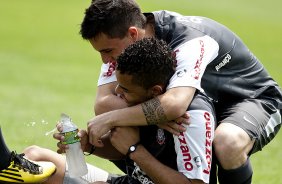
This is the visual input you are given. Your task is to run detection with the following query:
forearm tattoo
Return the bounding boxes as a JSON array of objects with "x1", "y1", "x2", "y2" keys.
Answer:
[{"x1": 141, "y1": 97, "x2": 168, "y2": 125}]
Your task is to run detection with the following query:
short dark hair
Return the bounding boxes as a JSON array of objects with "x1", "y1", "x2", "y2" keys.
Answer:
[
  {"x1": 117, "y1": 38, "x2": 176, "y2": 89},
  {"x1": 80, "y1": 0, "x2": 146, "y2": 39}
]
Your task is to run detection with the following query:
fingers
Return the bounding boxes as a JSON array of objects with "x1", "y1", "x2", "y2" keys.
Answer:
[
  {"x1": 53, "y1": 132, "x2": 63, "y2": 141},
  {"x1": 88, "y1": 128, "x2": 104, "y2": 147},
  {"x1": 175, "y1": 112, "x2": 191, "y2": 125},
  {"x1": 157, "y1": 123, "x2": 185, "y2": 136},
  {"x1": 56, "y1": 141, "x2": 69, "y2": 154},
  {"x1": 52, "y1": 132, "x2": 65, "y2": 153},
  {"x1": 182, "y1": 112, "x2": 190, "y2": 119},
  {"x1": 54, "y1": 121, "x2": 68, "y2": 153},
  {"x1": 77, "y1": 129, "x2": 87, "y2": 138},
  {"x1": 56, "y1": 121, "x2": 63, "y2": 132},
  {"x1": 87, "y1": 120, "x2": 106, "y2": 148},
  {"x1": 174, "y1": 123, "x2": 186, "y2": 132},
  {"x1": 163, "y1": 124, "x2": 181, "y2": 136}
]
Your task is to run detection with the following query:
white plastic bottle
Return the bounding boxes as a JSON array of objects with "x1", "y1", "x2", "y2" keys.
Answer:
[{"x1": 61, "y1": 113, "x2": 88, "y2": 177}]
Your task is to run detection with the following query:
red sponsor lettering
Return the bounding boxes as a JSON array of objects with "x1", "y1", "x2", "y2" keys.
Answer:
[
  {"x1": 178, "y1": 131, "x2": 193, "y2": 171},
  {"x1": 203, "y1": 112, "x2": 212, "y2": 175},
  {"x1": 193, "y1": 40, "x2": 205, "y2": 80},
  {"x1": 103, "y1": 61, "x2": 117, "y2": 77},
  {"x1": 172, "y1": 49, "x2": 180, "y2": 66}
]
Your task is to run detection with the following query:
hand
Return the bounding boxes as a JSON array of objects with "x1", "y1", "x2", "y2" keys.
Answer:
[
  {"x1": 78, "y1": 129, "x2": 92, "y2": 153},
  {"x1": 53, "y1": 122, "x2": 66, "y2": 154},
  {"x1": 110, "y1": 127, "x2": 140, "y2": 155},
  {"x1": 87, "y1": 112, "x2": 114, "y2": 147},
  {"x1": 53, "y1": 122, "x2": 91, "y2": 153},
  {"x1": 157, "y1": 112, "x2": 190, "y2": 135}
]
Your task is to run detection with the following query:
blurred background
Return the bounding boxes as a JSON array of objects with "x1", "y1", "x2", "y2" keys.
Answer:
[{"x1": 0, "y1": 0, "x2": 281, "y2": 183}]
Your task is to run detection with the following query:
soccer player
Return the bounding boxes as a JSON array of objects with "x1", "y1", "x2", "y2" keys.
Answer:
[
  {"x1": 26, "y1": 38, "x2": 215, "y2": 184},
  {"x1": 108, "y1": 37, "x2": 215, "y2": 183},
  {"x1": 80, "y1": 0, "x2": 282, "y2": 183},
  {"x1": 0, "y1": 127, "x2": 56, "y2": 183}
]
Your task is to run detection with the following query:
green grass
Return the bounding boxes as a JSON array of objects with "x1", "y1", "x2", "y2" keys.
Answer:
[{"x1": 0, "y1": 0, "x2": 281, "y2": 183}]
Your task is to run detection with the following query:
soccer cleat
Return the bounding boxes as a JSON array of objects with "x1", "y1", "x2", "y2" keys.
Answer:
[{"x1": 0, "y1": 151, "x2": 56, "y2": 183}]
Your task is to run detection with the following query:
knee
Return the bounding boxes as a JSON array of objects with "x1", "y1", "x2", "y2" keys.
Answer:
[
  {"x1": 213, "y1": 123, "x2": 252, "y2": 168},
  {"x1": 213, "y1": 123, "x2": 251, "y2": 158},
  {"x1": 23, "y1": 145, "x2": 42, "y2": 160},
  {"x1": 213, "y1": 129, "x2": 240, "y2": 157}
]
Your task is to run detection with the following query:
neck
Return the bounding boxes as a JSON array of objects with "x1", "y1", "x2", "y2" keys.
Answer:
[{"x1": 144, "y1": 23, "x2": 155, "y2": 37}]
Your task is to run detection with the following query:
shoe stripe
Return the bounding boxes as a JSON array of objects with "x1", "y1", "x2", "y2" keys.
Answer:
[
  {"x1": 0, "y1": 170, "x2": 21, "y2": 177},
  {"x1": 6, "y1": 168, "x2": 20, "y2": 173},
  {"x1": 0, "y1": 174, "x2": 24, "y2": 182}
]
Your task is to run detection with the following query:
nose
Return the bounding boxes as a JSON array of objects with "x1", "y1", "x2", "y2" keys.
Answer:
[{"x1": 101, "y1": 54, "x2": 115, "y2": 64}]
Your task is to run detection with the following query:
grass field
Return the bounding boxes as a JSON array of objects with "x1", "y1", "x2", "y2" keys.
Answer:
[{"x1": 0, "y1": 0, "x2": 281, "y2": 183}]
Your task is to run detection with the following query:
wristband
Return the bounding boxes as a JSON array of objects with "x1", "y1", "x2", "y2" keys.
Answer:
[
  {"x1": 84, "y1": 145, "x2": 96, "y2": 156},
  {"x1": 126, "y1": 142, "x2": 141, "y2": 158}
]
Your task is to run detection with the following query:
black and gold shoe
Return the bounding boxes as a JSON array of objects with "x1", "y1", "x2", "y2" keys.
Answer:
[{"x1": 0, "y1": 151, "x2": 56, "y2": 183}]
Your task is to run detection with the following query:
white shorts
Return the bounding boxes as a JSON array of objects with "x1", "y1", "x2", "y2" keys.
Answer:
[{"x1": 63, "y1": 163, "x2": 109, "y2": 184}]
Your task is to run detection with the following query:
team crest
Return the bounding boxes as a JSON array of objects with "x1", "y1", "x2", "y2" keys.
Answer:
[
  {"x1": 193, "y1": 156, "x2": 202, "y2": 168},
  {"x1": 156, "y1": 128, "x2": 166, "y2": 145}
]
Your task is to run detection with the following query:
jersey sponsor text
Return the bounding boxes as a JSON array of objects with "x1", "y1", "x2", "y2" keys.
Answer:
[
  {"x1": 103, "y1": 61, "x2": 116, "y2": 77},
  {"x1": 178, "y1": 131, "x2": 193, "y2": 171},
  {"x1": 203, "y1": 112, "x2": 212, "y2": 174},
  {"x1": 193, "y1": 40, "x2": 205, "y2": 80},
  {"x1": 215, "y1": 54, "x2": 231, "y2": 71}
]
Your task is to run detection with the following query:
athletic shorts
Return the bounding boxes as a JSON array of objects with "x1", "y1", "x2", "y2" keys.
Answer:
[
  {"x1": 173, "y1": 92, "x2": 216, "y2": 183},
  {"x1": 63, "y1": 163, "x2": 109, "y2": 184},
  {"x1": 215, "y1": 98, "x2": 282, "y2": 155}
]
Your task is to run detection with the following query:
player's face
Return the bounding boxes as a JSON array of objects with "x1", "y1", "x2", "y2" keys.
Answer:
[
  {"x1": 115, "y1": 71, "x2": 153, "y2": 106},
  {"x1": 89, "y1": 33, "x2": 134, "y2": 64}
]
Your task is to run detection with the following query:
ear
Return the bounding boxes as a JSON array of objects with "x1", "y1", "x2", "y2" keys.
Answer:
[
  {"x1": 128, "y1": 27, "x2": 139, "y2": 41},
  {"x1": 150, "y1": 85, "x2": 164, "y2": 97}
]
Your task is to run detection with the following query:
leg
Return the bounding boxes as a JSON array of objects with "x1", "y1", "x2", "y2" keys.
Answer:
[
  {"x1": 0, "y1": 127, "x2": 11, "y2": 169},
  {"x1": 24, "y1": 145, "x2": 111, "y2": 184},
  {"x1": 214, "y1": 123, "x2": 254, "y2": 169},
  {"x1": 23, "y1": 145, "x2": 66, "y2": 184},
  {"x1": 0, "y1": 129, "x2": 56, "y2": 184},
  {"x1": 214, "y1": 99, "x2": 281, "y2": 184},
  {"x1": 214, "y1": 123, "x2": 254, "y2": 184}
]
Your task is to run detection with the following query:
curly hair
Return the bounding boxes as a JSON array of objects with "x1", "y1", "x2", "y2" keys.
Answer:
[
  {"x1": 117, "y1": 38, "x2": 176, "y2": 90},
  {"x1": 80, "y1": 0, "x2": 146, "y2": 39}
]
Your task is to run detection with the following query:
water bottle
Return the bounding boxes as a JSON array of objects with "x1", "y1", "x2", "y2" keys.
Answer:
[{"x1": 60, "y1": 113, "x2": 88, "y2": 177}]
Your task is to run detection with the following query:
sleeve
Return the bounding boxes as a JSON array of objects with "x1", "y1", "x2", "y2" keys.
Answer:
[
  {"x1": 97, "y1": 62, "x2": 117, "y2": 86},
  {"x1": 173, "y1": 109, "x2": 215, "y2": 183},
  {"x1": 167, "y1": 35, "x2": 219, "y2": 92}
]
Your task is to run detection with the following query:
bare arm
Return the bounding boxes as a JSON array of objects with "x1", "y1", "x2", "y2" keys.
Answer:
[
  {"x1": 92, "y1": 133, "x2": 124, "y2": 160},
  {"x1": 54, "y1": 126, "x2": 123, "y2": 160},
  {"x1": 95, "y1": 82, "x2": 128, "y2": 115},
  {"x1": 96, "y1": 82, "x2": 190, "y2": 135},
  {"x1": 130, "y1": 145, "x2": 204, "y2": 184},
  {"x1": 88, "y1": 86, "x2": 196, "y2": 146},
  {"x1": 110, "y1": 126, "x2": 204, "y2": 184}
]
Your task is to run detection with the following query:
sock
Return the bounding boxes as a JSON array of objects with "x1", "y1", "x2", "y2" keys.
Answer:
[
  {"x1": 218, "y1": 158, "x2": 253, "y2": 184},
  {"x1": 0, "y1": 127, "x2": 12, "y2": 170}
]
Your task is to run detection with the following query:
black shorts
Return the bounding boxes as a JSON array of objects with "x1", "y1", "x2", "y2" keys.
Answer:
[{"x1": 215, "y1": 99, "x2": 281, "y2": 154}]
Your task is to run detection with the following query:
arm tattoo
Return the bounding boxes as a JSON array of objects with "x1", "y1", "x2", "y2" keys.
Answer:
[{"x1": 141, "y1": 97, "x2": 168, "y2": 125}]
